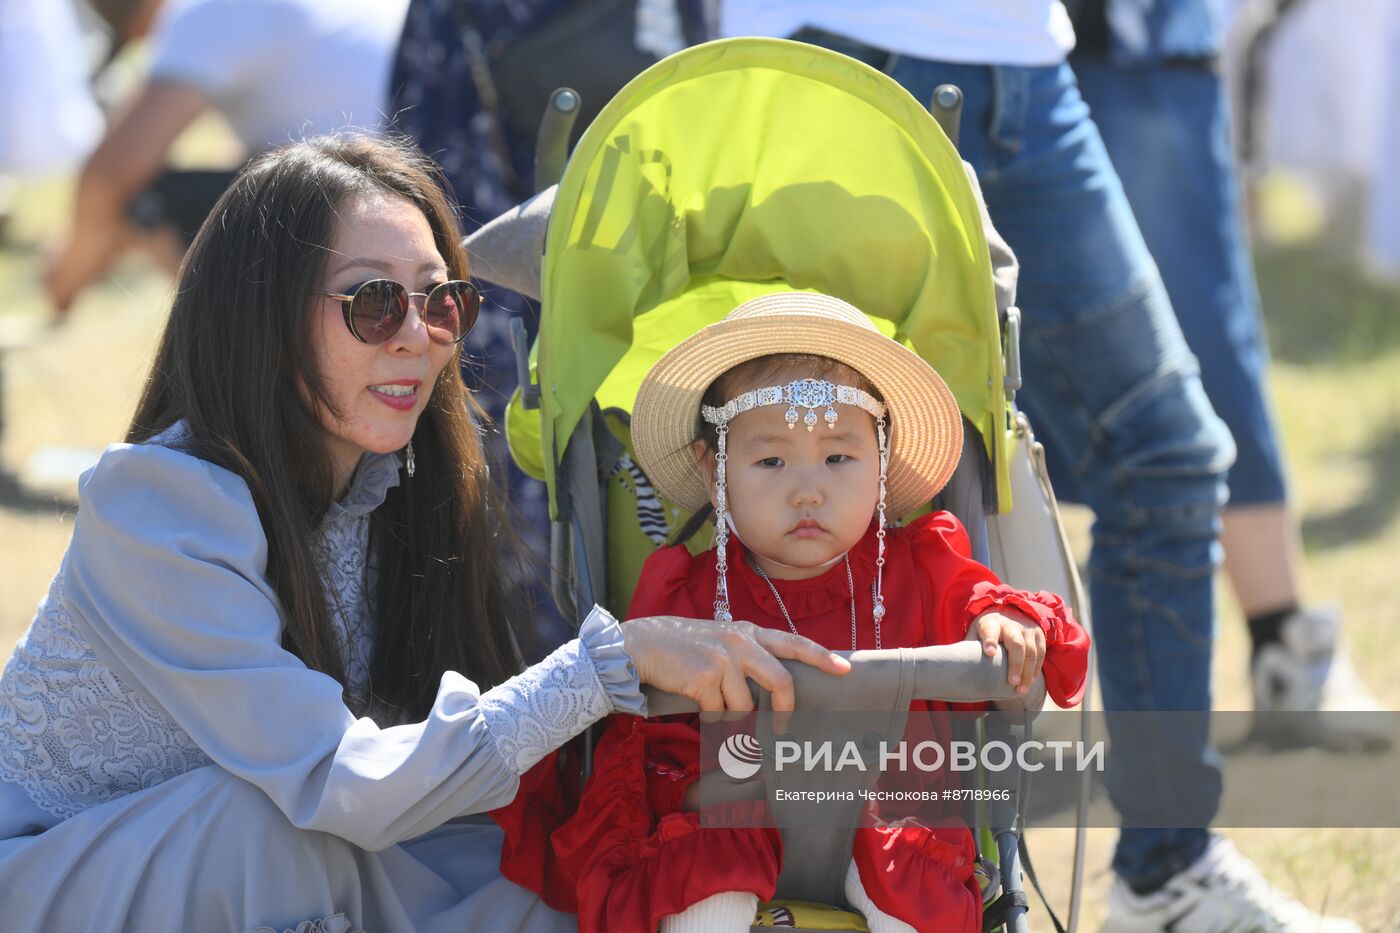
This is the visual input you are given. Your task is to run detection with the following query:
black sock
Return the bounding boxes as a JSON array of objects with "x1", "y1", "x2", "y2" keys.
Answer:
[{"x1": 1247, "y1": 604, "x2": 1298, "y2": 660}]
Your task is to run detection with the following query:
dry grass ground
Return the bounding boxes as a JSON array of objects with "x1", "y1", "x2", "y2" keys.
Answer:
[{"x1": 1, "y1": 173, "x2": 1398, "y2": 929}]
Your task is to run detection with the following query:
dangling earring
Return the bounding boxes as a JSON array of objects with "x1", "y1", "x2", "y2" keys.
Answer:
[
  {"x1": 405, "y1": 440, "x2": 416, "y2": 478},
  {"x1": 712, "y1": 423, "x2": 733, "y2": 623},
  {"x1": 871, "y1": 416, "x2": 888, "y2": 645}
]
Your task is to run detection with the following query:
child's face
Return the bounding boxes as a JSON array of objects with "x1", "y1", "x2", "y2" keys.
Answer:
[{"x1": 697, "y1": 397, "x2": 881, "y2": 581}]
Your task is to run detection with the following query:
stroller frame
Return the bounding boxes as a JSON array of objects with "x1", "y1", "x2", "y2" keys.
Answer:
[{"x1": 470, "y1": 39, "x2": 1096, "y2": 932}]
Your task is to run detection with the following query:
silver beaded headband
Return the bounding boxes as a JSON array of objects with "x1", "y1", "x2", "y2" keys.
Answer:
[
  {"x1": 701, "y1": 379, "x2": 887, "y2": 432},
  {"x1": 706, "y1": 378, "x2": 889, "y2": 631}
]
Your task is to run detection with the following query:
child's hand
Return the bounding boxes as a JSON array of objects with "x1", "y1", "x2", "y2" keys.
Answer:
[{"x1": 968, "y1": 610, "x2": 1046, "y2": 695}]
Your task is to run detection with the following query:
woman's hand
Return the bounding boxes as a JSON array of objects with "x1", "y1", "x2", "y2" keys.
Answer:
[
  {"x1": 622, "y1": 616, "x2": 851, "y2": 713},
  {"x1": 968, "y1": 609, "x2": 1047, "y2": 695}
]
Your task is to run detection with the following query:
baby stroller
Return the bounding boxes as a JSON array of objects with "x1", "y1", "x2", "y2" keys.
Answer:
[{"x1": 465, "y1": 37, "x2": 1095, "y2": 933}]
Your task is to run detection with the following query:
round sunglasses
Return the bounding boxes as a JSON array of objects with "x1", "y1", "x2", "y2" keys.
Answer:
[{"x1": 317, "y1": 279, "x2": 481, "y2": 345}]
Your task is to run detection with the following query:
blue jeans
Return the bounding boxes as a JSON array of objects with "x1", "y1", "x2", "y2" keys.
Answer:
[
  {"x1": 795, "y1": 32, "x2": 1235, "y2": 893},
  {"x1": 1073, "y1": 55, "x2": 1289, "y2": 507}
]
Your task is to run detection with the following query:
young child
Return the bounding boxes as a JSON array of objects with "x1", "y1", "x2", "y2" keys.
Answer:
[{"x1": 494, "y1": 292, "x2": 1089, "y2": 933}]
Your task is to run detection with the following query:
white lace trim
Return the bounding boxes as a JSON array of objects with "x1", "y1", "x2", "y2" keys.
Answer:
[
  {"x1": 477, "y1": 642, "x2": 610, "y2": 776},
  {"x1": 477, "y1": 607, "x2": 643, "y2": 775},
  {"x1": 0, "y1": 574, "x2": 214, "y2": 820}
]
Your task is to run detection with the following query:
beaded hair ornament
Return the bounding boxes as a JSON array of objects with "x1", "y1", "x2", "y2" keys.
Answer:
[{"x1": 700, "y1": 378, "x2": 890, "y2": 628}]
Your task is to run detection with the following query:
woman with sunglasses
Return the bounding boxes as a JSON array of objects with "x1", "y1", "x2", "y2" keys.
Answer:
[{"x1": 0, "y1": 135, "x2": 847, "y2": 933}]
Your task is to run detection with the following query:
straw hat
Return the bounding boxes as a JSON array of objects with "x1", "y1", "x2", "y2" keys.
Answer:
[{"x1": 632, "y1": 292, "x2": 964, "y2": 519}]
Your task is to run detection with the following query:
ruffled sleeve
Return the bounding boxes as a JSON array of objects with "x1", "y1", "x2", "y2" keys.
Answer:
[
  {"x1": 581, "y1": 605, "x2": 649, "y2": 714},
  {"x1": 479, "y1": 606, "x2": 647, "y2": 774},
  {"x1": 899, "y1": 512, "x2": 1090, "y2": 708},
  {"x1": 964, "y1": 582, "x2": 1090, "y2": 707},
  {"x1": 63, "y1": 441, "x2": 633, "y2": 851}
]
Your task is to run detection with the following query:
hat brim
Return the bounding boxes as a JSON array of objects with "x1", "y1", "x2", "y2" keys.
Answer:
[{"x1": 633, "y1": 307, "x2": 963, "y2": 519}]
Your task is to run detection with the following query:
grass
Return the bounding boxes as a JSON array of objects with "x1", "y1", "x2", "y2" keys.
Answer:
[{"x1": 1, "y1": 169, "x2": 1398, "y2": 929}]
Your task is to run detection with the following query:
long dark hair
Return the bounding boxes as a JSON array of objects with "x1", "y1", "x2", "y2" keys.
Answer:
[{"x1": 129, "y1": 135, "x2": 537, "y2": 721}]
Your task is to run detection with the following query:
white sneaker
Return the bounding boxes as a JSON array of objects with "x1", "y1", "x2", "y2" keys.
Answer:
[
  {"x1": 1251, "y1": 606, "x2": 1389, "y2": 750},
  {"x1": 1105, "y1": 836, "x2": 1360, "y2": 932}
]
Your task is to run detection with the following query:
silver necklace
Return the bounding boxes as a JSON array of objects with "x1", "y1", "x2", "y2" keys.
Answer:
[{"x1": 751, "y1": 555, "x2": 882, "y2": 651}]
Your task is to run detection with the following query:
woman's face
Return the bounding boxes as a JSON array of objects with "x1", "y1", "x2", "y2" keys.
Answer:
[
  {"x1": 310, "y1": 189, "x2": 457, "y2": 491},
  {"x1": 698, "y1": 390, "x2": 881, "y2": 581}
]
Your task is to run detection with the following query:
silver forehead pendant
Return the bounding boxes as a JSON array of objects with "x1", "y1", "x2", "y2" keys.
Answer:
[{"x1": 784, "y1": 378, "x2": 839, "y2": 432}]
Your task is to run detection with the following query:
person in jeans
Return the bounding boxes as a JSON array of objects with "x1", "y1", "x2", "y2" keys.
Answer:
[
  {"x1": 722, "y1": 3, "x2": 1359, "y2": 929},
  {"x1": 1069, "y1": 0, "x2": 1386, "y2": 750}
]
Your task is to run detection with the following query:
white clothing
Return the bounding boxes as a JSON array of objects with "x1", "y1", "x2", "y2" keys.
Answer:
[
  {"x1": 1223, "y1": 0, "x2": 1400, "y2": 276},
  {"x1": 720, "y1": 1, "x2": 1076, "y2": 66},
  {"x1": 843, "y1": 858, "x2": 918, "y2": 932},
  {"x1": 0, "y1": 0, "x2": 102, "y2": 174},
  {"x1": 148, "y1": 0, "x2": 411, "y2": 152},
  {"x1": 660, "y1": 891, "x2": 761, "y2": 932},
  {"x1": 1368, "y1": 20, "x2": 1400, "y2": 278}
]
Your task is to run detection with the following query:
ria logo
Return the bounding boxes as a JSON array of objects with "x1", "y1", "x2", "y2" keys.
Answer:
[{"x1": 718, "y1": 732, "x2": 764, "y2": 780}]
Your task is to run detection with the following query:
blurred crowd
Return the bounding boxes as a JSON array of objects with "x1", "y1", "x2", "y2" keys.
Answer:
[{"x1": 4, "y1": 1, "x2": 1399, "y2": 278}]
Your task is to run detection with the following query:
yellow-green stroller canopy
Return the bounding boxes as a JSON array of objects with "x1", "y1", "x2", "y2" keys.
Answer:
[{"x1": 511, "y1": 37, "x2": 1012, "y2": 514}]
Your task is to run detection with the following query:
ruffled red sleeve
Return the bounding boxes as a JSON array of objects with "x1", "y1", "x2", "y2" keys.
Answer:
[
  {"x1": 898, "y1": 512, "x2": 1090, "y2": 708},
  {"x1": 964, "y1": 581, "x2": 1090, "y2": 707}
]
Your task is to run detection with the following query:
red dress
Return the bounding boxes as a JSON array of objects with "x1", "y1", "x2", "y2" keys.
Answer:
[{"x1": 493, "y1": 513, "x2": 1089, "y2": 933}]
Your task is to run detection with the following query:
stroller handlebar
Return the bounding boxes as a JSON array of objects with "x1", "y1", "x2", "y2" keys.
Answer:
[{"x1": 642, "y1": 640, "x2": 1025, "y2": 716}]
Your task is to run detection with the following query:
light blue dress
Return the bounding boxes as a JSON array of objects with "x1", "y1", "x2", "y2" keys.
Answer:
[{"x1": 0, "y1": 425, "x2": 645, "y2": 932}]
